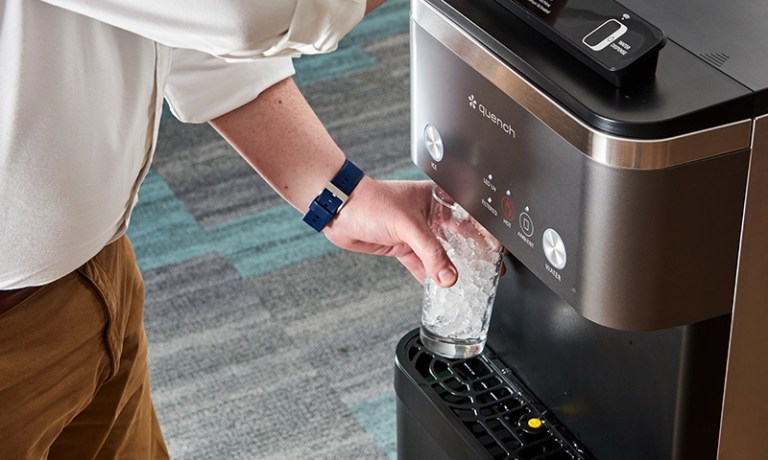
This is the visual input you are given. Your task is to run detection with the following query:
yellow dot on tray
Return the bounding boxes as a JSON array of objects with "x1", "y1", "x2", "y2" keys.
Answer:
[{"x1": 527, "y1": 417, "x2": 543, "y2": 429}]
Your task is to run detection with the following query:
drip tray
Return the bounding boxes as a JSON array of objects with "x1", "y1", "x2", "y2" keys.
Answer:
[{"x1": 395, "y1": 329, "x2": 594, "y2": 460}]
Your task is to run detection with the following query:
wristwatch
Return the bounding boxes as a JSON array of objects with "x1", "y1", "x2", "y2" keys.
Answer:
[{"x1": 302, "y1": 160, "x2": 364, "y2": 232}]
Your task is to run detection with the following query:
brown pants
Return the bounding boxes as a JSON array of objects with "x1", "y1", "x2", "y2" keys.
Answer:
[{"x1": 0, "y1": 236, "x2": 169, "y2": 459}]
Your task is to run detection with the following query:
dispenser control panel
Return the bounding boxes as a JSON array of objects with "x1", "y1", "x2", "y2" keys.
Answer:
[{"x1": 411, "y1": 27, "x2": 585, "y2": 304}]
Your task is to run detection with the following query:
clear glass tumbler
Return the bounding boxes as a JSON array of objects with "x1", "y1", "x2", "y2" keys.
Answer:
[{"x1": 421, "y1": 184, "x2": 504, "y2": 359}]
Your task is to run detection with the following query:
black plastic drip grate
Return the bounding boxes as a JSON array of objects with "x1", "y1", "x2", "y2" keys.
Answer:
[{"x1": 400, "y1": 332, "x2": 594, "y2": 460}]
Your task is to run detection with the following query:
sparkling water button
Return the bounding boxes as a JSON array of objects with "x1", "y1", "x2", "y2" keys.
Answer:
[{"x1": 519, "y1": 212, "x2": 534, "y2": 237}]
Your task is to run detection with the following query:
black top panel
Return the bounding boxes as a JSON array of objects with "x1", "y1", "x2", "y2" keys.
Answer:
[
  {"x1": 620, "y1": 0, "x2": 768, "y2": 96},
  {"x1": 433, "y1": 0, "x2": 756, "y2": 138}
]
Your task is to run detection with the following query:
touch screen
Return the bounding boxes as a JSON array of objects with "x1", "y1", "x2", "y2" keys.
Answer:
[{"x1": 583, "y1": 19, "x2": 627, "y2": 51}]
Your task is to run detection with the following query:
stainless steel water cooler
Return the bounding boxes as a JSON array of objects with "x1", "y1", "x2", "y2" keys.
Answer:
[{"x1": 395, "y1": 0, "x2": 768, "y2": 458}]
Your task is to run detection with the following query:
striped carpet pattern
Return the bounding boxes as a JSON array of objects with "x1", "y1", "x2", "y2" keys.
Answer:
[{"x1": 128, "y1": 1, "x2": 427, "y2": 458}]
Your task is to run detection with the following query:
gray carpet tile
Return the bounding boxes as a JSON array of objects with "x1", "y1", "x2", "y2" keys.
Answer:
[
  {"x1": 143, "y1": 253, "x2": 389, "y2": 459},
  {"x1": 151, "y1": 122, "x2": 283, "y2": 227},
  {"x1": 143, "y1": 244, "x2": 421, "y2": 459},
  {"x1": 142, "y1": 253, "x2": 268, "y2": 341},
  {"x1": 306, "y1": 33, "x2": 413, "y2": 178},
  {"x1": 253, "y1": 251, "x2": 422, "y2": 404}
]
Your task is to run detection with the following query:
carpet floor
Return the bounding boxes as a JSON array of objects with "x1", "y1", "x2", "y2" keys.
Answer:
[{"x1": 128, "y1": 1, "x2": 427, "y2": 458}]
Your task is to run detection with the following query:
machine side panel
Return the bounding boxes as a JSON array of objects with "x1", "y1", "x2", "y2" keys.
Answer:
[{"x1": 717, "y1": 116, "x2": 768, "y2": 458}]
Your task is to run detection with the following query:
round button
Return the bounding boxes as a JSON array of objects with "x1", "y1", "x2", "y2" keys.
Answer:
[
  {"x1": 424, "y1": 124, "x2": 444, "y2": 162},
  {"x1": 519, "y1": 212, "x2": 534, "y2": 237},
  {"x1": 501, "y1": 196, "x2": 515, "y2": 220},
  {"x1": 542, "y1": 228, "x2": 567, "y2": 270}
]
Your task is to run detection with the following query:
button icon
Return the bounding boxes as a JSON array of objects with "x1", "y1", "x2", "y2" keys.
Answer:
[
  {"x1": 519, "y1": 212, "x2": 534, "y2": 237},
  {"x1": 542, "y1": 228, "x2": 567, "y2": 270},
  {"x1": 582, "y1": 19, "x2": 628, "y2": 51}
]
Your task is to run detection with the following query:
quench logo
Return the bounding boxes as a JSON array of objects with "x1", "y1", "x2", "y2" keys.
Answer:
[{"x1": 467, "y1": 94, "x2": 515, "y2": 137}]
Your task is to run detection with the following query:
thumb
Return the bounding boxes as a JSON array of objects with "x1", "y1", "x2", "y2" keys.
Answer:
[{"x1": 434, "y1": 263, "x2": 459, "y2": 288}]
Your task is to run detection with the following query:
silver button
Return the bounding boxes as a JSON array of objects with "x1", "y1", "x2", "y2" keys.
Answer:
[
  {"x1": 542, "y1": 228, "x2": 567, "y2": 270},
  {"x1": 424, "y1": 124, "x2": 444, "y2": 162}
]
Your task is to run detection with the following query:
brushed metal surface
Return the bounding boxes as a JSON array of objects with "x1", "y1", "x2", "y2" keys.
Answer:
[
  {"x1": 718, "y1": 114, "x2": 768, "y2": 459},
  {"x1": 412, "y1": 0, "x2": 752, "y2": 170}
]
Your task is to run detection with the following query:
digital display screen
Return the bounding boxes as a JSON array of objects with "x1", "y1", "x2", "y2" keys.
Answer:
[
  {"x1": 584, "y1": 21, "x2": 621, "y2": 46},
  {"x1": 583, "y1": 19, "x2": 626, "y2": 50}
]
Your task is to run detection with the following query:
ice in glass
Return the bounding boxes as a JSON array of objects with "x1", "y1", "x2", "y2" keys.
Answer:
[{"x1": 421, "y1": 184, "x2": 504, "y2": 359}]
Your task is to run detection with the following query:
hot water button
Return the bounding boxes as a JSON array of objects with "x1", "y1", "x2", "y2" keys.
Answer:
[{"x1": 542, "y1": 228, "x2": 567, "y2": 270}]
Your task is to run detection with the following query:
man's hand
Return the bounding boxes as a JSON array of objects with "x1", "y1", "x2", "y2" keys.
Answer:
[{"x1": 324, "y1": 178, "x2": 458, "y2": 287}]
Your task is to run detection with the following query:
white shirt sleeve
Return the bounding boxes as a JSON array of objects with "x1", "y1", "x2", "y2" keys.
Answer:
[
  {"x1": 39, "y1": 0, "x2": 366, "y2": 60},
  {"x1": 165, "y1": 49, "x2": 296, "y2": 123}
]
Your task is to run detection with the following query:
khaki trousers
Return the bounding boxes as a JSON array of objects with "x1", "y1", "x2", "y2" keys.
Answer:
[{"x1": 0, "y1": 236, "x2": 169, "y2": 459}]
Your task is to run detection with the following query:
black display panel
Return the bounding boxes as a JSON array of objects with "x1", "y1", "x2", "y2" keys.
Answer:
[{"x1": 496, "y1": 0, "x2": 665, "y2": 86}]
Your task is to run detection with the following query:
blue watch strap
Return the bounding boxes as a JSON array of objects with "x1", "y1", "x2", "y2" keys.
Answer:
[{"x1": 303, "y1": 160, "x2": 364, "y2": 232}]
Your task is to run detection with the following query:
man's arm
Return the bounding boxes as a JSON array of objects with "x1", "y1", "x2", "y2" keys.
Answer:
[{"x1": 209, "y1": 77, "x2": 458, "y2": 287}]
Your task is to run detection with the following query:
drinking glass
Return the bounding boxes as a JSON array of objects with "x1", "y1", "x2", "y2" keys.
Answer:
[{"x1": 421, "y1": 184, "x2": 504, "y2": 359}]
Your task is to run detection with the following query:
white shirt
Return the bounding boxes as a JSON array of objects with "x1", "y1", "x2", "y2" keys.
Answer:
[{"x1": 0, "y1": 0, "x2": 366, "y2": 289}]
